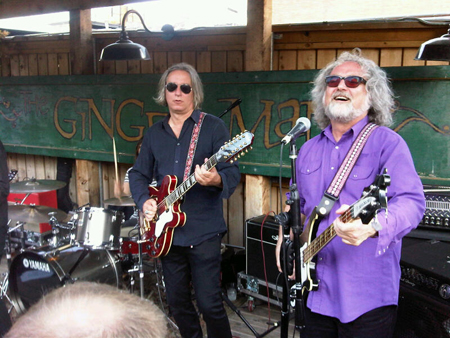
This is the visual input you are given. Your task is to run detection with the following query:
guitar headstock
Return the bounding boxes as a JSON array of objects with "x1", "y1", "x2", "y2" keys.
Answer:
[
  {"x1": 216, "y1": 131, "x2": 254, "y2": 163},
  {"x1": 8, "y1": 169, "x2": 18, "y2": 182},
  {"x1": 353, "y1": 168, "x2": 391, "y2": 224}
]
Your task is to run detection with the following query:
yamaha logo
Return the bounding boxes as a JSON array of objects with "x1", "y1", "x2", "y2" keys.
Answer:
[{"x1": 23, "y1": 258, "x2": 51, "y2": 273}]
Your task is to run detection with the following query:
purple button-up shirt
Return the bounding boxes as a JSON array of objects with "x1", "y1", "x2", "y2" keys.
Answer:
[{"x1": 296, "y1": 116, "x2": 425, "y2": 323}]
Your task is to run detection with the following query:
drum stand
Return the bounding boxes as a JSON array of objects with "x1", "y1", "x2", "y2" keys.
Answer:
[
  {"x1": 1, "y1": 220, "x2": 18, "y2": 314},
  {"x1": 7, "y1": 221, "x2": 27, "y2": 255},
  {"x1": 126, "y1": 226, "x2": 146, "y2": 299},
  {"x1": 48, "y1": 212, "x2": 74, "y2": 248},
  {"x1": 125, "y1": 225, "x2": 179, "y2": 331}
]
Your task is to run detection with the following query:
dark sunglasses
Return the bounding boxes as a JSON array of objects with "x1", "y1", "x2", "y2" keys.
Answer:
[
  {"x1": 325, "y1": 75, "x2": 367, "y2": 88},
  {"x1": 165, "y1": 82, "x2": 192, "y2": 94}
]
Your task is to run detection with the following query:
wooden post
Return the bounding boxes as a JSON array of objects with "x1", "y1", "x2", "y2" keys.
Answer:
[
  {"x1": 69, "y1": 9, "x2": 99, "y2": 207},
  {"x1": 76, "y1": 159, "x2": 100, "y2": 207},
  {"x1": 70, "y1": 9, "x2": 94, "y2": 75},
  {"x1": 244, "y1": 0, "x2": 273, "y2": 219},
  {"x1": 246, "y1": 0, "x2": 272, "y2": 72},
  {"x1": 245, "y1": 175, "x2": 271, "y2": 220}
]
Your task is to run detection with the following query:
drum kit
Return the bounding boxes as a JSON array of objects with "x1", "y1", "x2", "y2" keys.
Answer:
[{"x1": 2, "y1": 178, "x2": 155, "y2": 316}]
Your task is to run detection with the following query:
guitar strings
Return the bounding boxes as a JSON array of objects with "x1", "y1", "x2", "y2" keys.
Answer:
[{"x1": 155, "y1": 156, "x2": 217, "y2": 212}]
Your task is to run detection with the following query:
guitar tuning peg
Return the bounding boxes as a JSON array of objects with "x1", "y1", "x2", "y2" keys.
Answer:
[{"x1": 230, "y1": 159, "x2": 234, "y2": 164}]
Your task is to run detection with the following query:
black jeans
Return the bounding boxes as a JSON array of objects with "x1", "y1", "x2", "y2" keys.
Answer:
[
  {"x1": 302, "y1": 305, "x2": 397, "y2": 338},
  {"x1": 161, "y1": 234, "x2": 232, "y2": 338}
]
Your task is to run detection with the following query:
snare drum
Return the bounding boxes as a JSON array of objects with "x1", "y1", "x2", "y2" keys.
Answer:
[
  {"x1": 120, "y1": 225, "x2": 140, "y2": 256},
  {"x1": 8, "y1": 245, "x2": 122, "y2": 314},
  {"x1": 121, "y1": 238, "x2": 140, "y2": 255},
  {"x1": 73, "y1": 207, "x2": 123, "y2": 249}
]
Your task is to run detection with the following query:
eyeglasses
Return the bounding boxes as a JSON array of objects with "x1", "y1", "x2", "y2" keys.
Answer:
[
  {"x1": 325, "y1": 76, "x2": 367, "y2": 88},
  {"x1": 165, "y1": 82, "x2": 192, "y2": 94}
]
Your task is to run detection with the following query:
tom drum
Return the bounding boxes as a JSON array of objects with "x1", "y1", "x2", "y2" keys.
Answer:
[{"x1": 73, "y1": 207, "x2": 123, "y2": 249}]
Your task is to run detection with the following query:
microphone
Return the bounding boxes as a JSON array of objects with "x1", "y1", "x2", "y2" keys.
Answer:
[
  {"x1": 218, "y1": 99, "x2": 242, "y2": 118},
  {"x1": 281, "y1": 117, "x2": 311, "y2": 145}
]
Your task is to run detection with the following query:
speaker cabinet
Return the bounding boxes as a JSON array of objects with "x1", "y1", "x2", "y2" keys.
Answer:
[
  {"x1": 246, "y1": 215, "x2": 280, "y2": 285},
  {"x1": 394, "y1": 237, "x2": 450, "y2": 338},
  {"x1": 395, "y1": 283, "x2": 450, "y2": 338}
]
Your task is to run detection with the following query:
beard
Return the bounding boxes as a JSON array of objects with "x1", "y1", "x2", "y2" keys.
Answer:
[{"x1": 325, "y1": 93, "x2": 371, "y2": 124}]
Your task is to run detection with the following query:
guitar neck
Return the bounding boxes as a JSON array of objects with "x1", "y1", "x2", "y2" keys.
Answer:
[
  {"x1": 303, "y1": 207, "x2": 353, "y2": 263},
  {"x1": 165, "y1": 155, "x2": 218, "y2": 206}
]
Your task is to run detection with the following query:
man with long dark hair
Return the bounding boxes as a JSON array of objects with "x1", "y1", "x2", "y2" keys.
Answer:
[{"x1": 129, "y1": 63, "x2": 240, "y2": 338}]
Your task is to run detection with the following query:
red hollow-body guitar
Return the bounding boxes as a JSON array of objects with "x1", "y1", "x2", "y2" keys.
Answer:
[{"x1": 140, "y1": 131, "x2": 254, "y2": 258}]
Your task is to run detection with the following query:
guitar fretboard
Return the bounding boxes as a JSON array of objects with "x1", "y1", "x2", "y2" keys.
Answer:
[
  {"x1": 159, "y1": 155, "x2": 218, "y2": 210},
  {"x1": 303, "y1": 207, "x2": 353, "y2": 263}
]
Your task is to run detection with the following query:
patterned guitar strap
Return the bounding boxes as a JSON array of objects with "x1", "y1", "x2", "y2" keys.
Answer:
[
  {"x1": 183, "y1": 112, "x2": 206, "y2": 181},
  {"x1": 314, "y1": 123, "x2": 379, "y2": 223}
]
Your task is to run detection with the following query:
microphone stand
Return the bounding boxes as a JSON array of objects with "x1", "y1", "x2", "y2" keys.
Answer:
[
  {"x1": 137, "y1": 225, "x2": 145, "y2": 299},
  {"x1": 279, "y1": 142, "x2": 306, "y2": 337},
  {"x1": 288, "y1": 141, "x2": 306, "y2": 332}
]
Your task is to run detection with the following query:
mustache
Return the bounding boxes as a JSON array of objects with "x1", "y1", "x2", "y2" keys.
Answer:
[{"x1": 331, "y1": 91, "x2": 351, "y2": 100}]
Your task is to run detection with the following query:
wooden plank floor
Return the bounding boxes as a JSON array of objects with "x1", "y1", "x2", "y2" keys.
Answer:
[{"x1": 226, "y1": 296, "x2": 296, "y2": 338}]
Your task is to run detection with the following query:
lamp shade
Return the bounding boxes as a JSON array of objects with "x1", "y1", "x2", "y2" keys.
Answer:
[
  {"x1": 415, "y1": 31, "x2": 450, "y2": 61},
  {"x1": 100, "y1": 38, "x2": 151, "y2": 61}
]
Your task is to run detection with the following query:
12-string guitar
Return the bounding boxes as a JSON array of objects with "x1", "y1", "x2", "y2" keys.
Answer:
[
  {"x1": 300, "y1": 170, "x2": 390, "y2": 293},
  {"x1": 140, "y1": 131, "x2": 254, "y2": 258}
]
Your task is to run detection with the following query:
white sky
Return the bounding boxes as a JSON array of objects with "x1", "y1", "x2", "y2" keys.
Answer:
[{"x1": 0, "y1": 0, "x2": 448, "y2": 35}]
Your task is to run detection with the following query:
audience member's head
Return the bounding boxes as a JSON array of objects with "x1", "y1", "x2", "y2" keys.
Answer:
[{"x1": 5, "y1": 282, "x2": 168, "y2": 338}]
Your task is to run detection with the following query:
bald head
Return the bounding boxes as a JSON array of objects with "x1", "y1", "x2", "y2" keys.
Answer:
[{"x1": 5, "y1": 282, "x2": 168, "y2": 338}]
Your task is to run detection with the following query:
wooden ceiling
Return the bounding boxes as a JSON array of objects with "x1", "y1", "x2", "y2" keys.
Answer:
[{"x1": 0, "y1": 0, "x2": 149, "y2": 20}]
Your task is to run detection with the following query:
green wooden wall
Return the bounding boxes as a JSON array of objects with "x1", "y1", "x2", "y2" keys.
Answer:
[{"x1": 1, "y1": 66, "x2": 449, "y2": 185}]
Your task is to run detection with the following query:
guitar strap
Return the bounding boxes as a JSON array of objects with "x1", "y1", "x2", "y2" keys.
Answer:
[
  {"x1": 315, "y1": 123, "x2": 379, "y2": 219},
  {"x1": 183, "y1": 112, "x2": 206, "y2": 181}
]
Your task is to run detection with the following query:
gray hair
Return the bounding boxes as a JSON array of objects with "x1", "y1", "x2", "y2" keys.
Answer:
[
  {"x1": 154, "y1": 62, "x2": 204, "y2": 110},
  {"x1": 5, "y1": 282, "x2": 168, "y2": 338},
  {"x1": 311, "y1": 48, "x2": 395, "y2": 129}
]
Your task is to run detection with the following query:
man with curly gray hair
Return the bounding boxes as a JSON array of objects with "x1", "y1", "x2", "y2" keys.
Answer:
[{"x1": 276, "y1": 49, "x2": 425, "y2": 337}]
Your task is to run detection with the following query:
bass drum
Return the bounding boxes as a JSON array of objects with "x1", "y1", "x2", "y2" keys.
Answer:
[{"x1": 8, "y1": 245, "x2": 122, "y2": 314}]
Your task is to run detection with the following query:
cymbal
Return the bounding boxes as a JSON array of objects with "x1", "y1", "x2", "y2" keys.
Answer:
[
  {"x1": 10, "y1": 179, "x2": 67, "y2": 193},
  {"x1": 104, "y1": 196, "x2": 135, "y2": 207},
  {"x1": 8, "y1": 205, "x2": 67, "y2": 223}
]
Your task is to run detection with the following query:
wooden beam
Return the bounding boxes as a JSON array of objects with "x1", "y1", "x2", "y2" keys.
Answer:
[
  {"x1": 0, "y1": 0, "x2": 150, "y2": 19},
  {"x1": 70, "y1": 9, "x2": 94, "y2": 75},
  {"x1": 246, "y1": 0, "x2": 272, "y2": 72},
  {"x1": 76, "y1": 159, "x2": 100, "y2": 207},
  {"x1": 245, "y1": 174, "x2": 271, "y2": 220},
  {"x1": 244, "y1": 0, "x2": 273, "y2": 220}
]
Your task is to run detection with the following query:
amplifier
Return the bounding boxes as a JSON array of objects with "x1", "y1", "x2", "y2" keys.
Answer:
[
  {"x1": 420, "y1": 187, "x2": 450, "y2": 231},
  {"x1": 400, "y1": 237, "x2": 450, "y2": 304},
  {"x1": 395, "y1": 237, "x2": 450, "y2": 337},
  {"x1": 245, "y1": 215, "x2": 280, "y2": 285}
]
